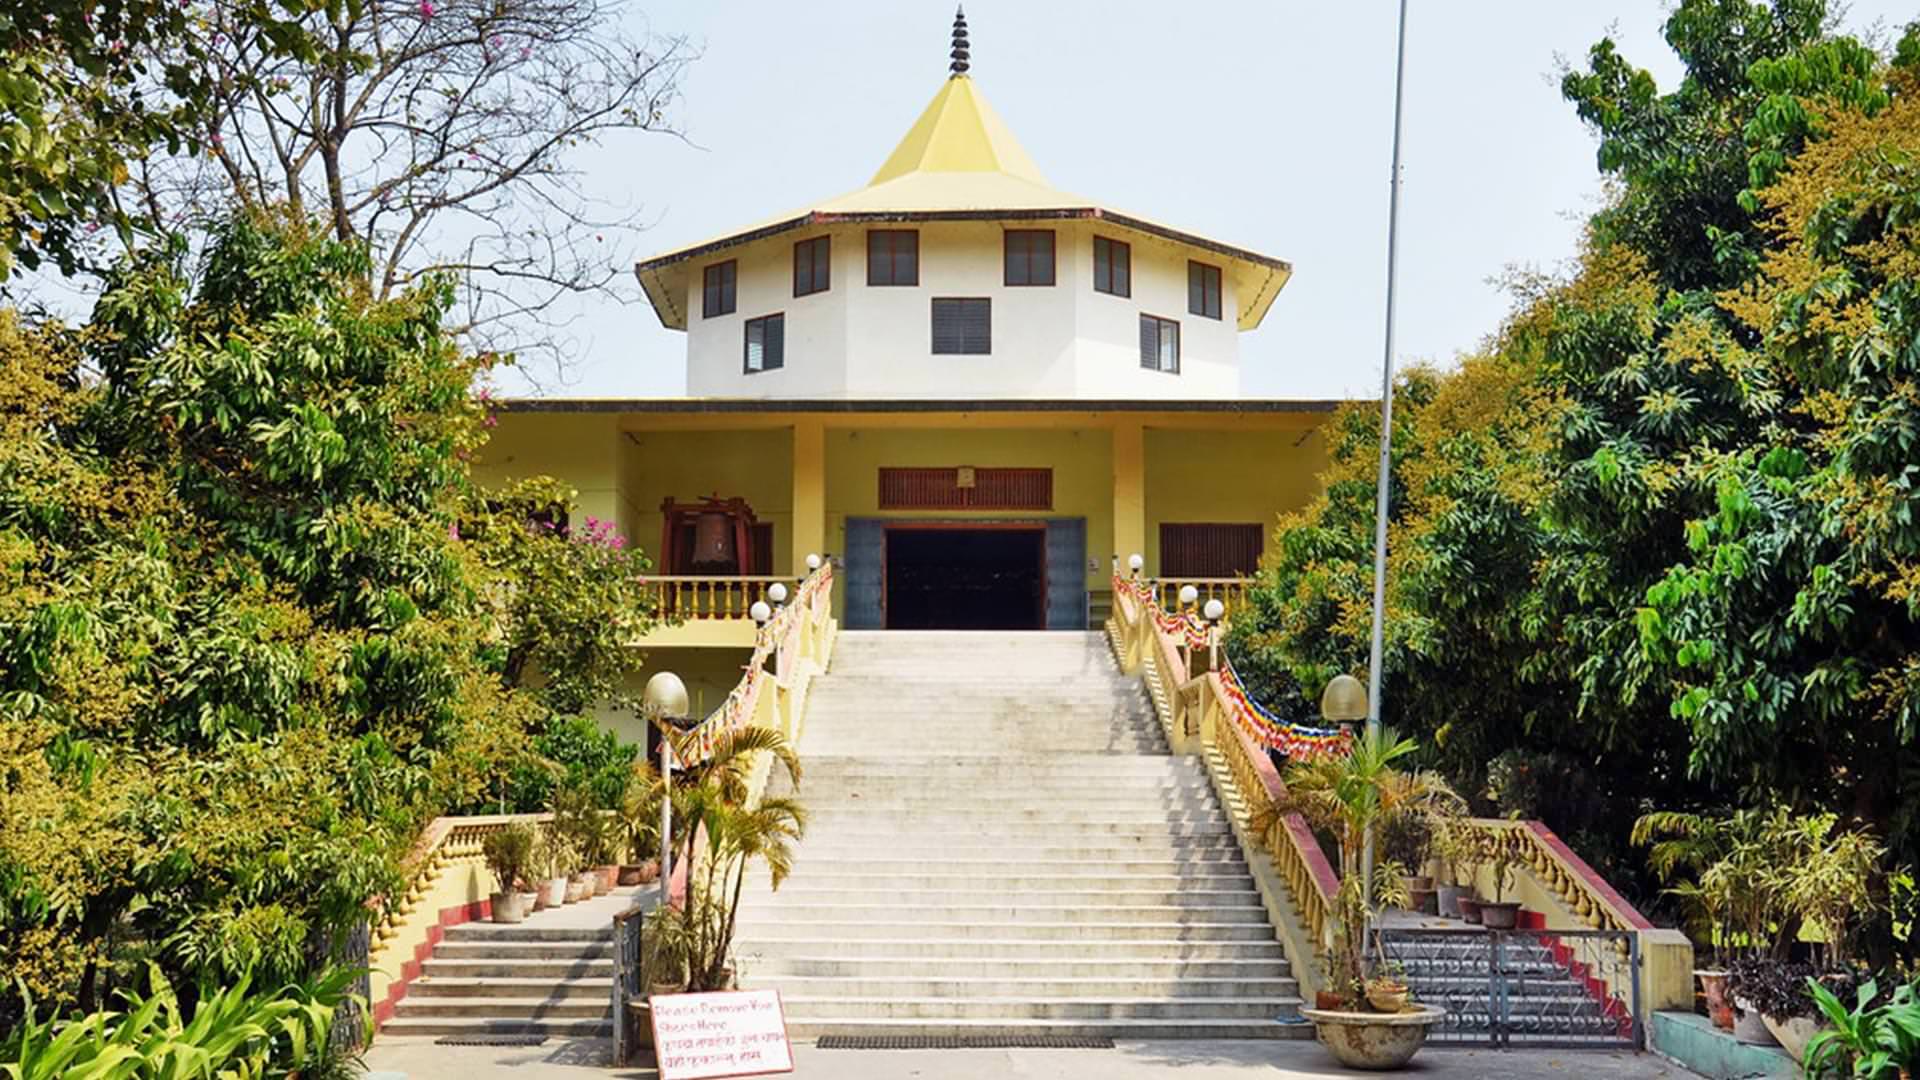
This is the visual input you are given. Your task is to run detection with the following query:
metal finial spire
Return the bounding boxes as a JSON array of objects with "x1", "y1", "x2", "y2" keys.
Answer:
[{"x1": 949, "y1": 6, "x2": 970, "y2": 76}]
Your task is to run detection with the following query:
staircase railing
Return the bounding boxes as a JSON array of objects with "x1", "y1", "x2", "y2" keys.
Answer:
[
  {"x1": 612, "y1": 562, "x2": 837, "y2": 1066},
  {"x1": 366, "y1": 811, "x2": 556, "y2": 1028},
  {"x1": 1104, "y1": 571, "x2": 1692, "y2": 1016}
]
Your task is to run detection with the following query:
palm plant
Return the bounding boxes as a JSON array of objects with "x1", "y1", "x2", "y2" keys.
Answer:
[
  {"x1": 1254, "y1": 726, "x2": 1461, "y2": 1005},
  {"x1": 621, "y1": 762, "x2": 663, "y2": 864}
]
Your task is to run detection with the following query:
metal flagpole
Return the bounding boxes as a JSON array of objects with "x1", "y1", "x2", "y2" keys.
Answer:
[{"x1": 1363, "y1": 0, "x2": 1412, "y2": 912}]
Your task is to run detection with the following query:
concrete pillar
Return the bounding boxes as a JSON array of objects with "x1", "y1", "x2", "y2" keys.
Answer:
[
  {"x1": 1112, "y1": 420, "x2": 1146, "y2": 574},
  {"x1": 792, "y1": 418, "x2": 826, "y2": 574}
]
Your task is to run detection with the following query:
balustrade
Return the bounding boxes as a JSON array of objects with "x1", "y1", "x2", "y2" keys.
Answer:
[{"x1": 643, "y1": 575, "x2": 790, "y2": 620}]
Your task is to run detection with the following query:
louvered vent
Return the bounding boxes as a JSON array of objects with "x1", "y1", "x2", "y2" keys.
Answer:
[{"x1": 879, "y1": 467, "x2": 1052, "y2": 510}]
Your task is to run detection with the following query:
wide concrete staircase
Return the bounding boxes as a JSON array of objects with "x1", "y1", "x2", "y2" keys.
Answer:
[{"x1": 737, "y1": 630, "x2": 1306, "y2": 1039}]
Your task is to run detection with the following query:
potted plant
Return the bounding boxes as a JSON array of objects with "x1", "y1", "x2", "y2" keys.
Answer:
[
  {"x1": 587, "y1": 813, "x2": 624, "y2": 895},
  {"x1": 533, "y1": 828, "x2": 570, "y2": 910},
  {"x1": 1261, "y1": 726, "x2": 1458, "y2": 1070},
  {"x1": 482, "y1": 822, "x2": 539, "y2": 923},
  {"x1": 1431, "y1": 816, "x2": 1479, "y2": 920},
  {"x1": 620, "y1": 766, "x2": 663, "y2": 886},
  {"x1": 1478, "y1": 847, "x2": 1522, "y2": 930},
  {"x1": 551, "y1": 779, "x2": 603, "y2": 902}
]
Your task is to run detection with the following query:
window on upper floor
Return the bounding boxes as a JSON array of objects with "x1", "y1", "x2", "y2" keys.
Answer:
[
  {"x1": 1093, "y1": 236, "x2": 1131, "y2": 297},
  {"x1": 867, "y1": 230, "x2": 919, "y2": 286},
  {"x1": 744, "y1": 313, "x2": 785, "y2": 373},
  {"x1": 1160, "y1": 523, "x2": 1264, "y2": 578},
  {"x1": 703, "y1": 260, "x2": 737, "y2": 318},
  {"x1": 931, "y1": 298, "x2": 991, "y2": 355},
  {"x1": 1140, "y1": 314, "x2": 1180, "y2": 374},
  {"x1": 1004, "y1": 229, "x2": 1055, "y2": 286},
  {"x1": 793, "y1": 236, "x2": 830, "y2": 297},
  {"x1": 1188, "y1": 260, "x2": 1222, "y2": 320}
]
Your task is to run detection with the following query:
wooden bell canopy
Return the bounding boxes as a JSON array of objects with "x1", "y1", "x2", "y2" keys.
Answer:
[{"x1": 660, "y1": 495, "x2": 759, "y2": 575}]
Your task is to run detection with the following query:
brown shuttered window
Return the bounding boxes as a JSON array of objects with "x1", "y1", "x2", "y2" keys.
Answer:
[
  {"x1": 931, "y1": 297, "x2": 991, "y2": 355},
  {"x1": 793, "y1": 236, "x2": 830, "y2": 297},
  {"x1": 867, "y1": 230, "x2": 919, "y2": 285},
  {"x1": 702, "y1": 260, "x2": 736, "y2": 317},
  {"x1": 1004, "y1": 229, "x2": 1055, "y2": 286},
  {"x1": 1093, "y1": 235, "x2": 1130, "y2": 297},
  {"x1": 1188, "y1": 260, "x2": 1223, "y2": 320},
  {"x1": 878, "y1": 467, "x2": 1053, "y2": 510},
  {"x1": 1160, "y1": 523, "x2": 1263, "y2": 578},
  {"x1": 1140, "y1": 314, "x2": 1180, "y2": 373}
]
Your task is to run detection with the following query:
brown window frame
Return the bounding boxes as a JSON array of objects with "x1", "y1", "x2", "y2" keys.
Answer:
[
  {"x1": 867, "y1": 229, "x2": 919, "y2": 286},
  {"x1": 1160, "y1": 522, "x2": 1264, "y2": 578},
  {"x1": 793, "y1": 236, "x2": 830, "y2": 297},
  {"x1": 931, "y1": 297, "x2": 991, "y2": 356},
  {"x1": 744, "y1": 312, "x2": 785, "y2": 374},
  {"x1": 1093, "y1": 235, "x2": 1130, "y2": 297},
  {"x1": 1140, "y1": 313, "x2": 1180, "y2": 374},
  {"x1": 1188, "y1": 260, "x2": 1223, "y2": 320},
  {"x1": 1003, "y1": 229, "x2": 1056, "y2": 286},
  {"x1": 702, "y1": 260, "x2": 737, "y2": 318}
]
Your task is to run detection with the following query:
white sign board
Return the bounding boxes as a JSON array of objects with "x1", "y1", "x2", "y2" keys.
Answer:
[{"x1": 650, "y1": 990, "x2": 795, "y2": 1080}]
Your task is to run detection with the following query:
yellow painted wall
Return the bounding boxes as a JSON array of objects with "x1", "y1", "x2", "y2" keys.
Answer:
[
  {"x1": 1143, "y1": 427, "x2": 1329, "y2": 576},
  {"x1": 474, "y1": 413, "x2": 635, "y2": 540},
  {"x1": 621, "y1": 427, "x2": 795, "y2": 575},
  {"x1": 822, "y1": 426, "x2": 1115, "y2": 596},
  {"x1": 602, "y1": 647, "x2": 757, "y2": 744}
]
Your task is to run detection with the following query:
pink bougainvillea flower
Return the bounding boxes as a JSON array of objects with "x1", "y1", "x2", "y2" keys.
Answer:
[{"x1": 419, "y1": 0, "x2": 434, "y2": 17}]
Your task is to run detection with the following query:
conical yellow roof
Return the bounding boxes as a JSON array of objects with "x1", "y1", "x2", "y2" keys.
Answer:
[
  {"x1": 868, "y1": 75, "x2": 1048, "y2": 187},
  {"x1": 635, "y1": 72, "x2": 1292, "y2": 333}
]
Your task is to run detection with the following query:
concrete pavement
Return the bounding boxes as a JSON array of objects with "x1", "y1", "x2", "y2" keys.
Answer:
[{"x1": 365, "y1": 1035, "x2": 1693, "y2": 1079}]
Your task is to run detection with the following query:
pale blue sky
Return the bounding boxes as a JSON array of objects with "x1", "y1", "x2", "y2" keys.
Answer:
[{"x1": 516, "y1": 1, "x2": 1911, "y2": 402}]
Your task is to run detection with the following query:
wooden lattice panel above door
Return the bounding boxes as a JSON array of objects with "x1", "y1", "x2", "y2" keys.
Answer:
[{"x1": 878, "y1": 467, "x2": 1053, "y2": 511}]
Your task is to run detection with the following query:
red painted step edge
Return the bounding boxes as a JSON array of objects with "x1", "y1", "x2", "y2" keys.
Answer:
[{"x1": 372, "y1": 897, "x2": 491, "y2": 1029}]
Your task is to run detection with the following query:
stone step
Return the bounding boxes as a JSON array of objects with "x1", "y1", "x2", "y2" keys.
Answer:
[
  {"x1": 429, "y1": 941, "x2": 614, "y2": 961},
  {"x1": 421, "y1": 957, "x2": 617, "y2": 979},
  {"x1": 750, "y1": 870, "x2": 1255, "y2": 891},
  {"x1": 734, "y1": 918, "x2": 1276, "y2": 941},
  {"x1": 788, "y1": 837, "x2": 1244, "y2": 861},
  {"x1": 802, "y1": 796, "x2": 1225, "y2": 815},
  {"x1": 378, "y1": 1017, "x2": 612, "y2": 1038},
  {"x1": 775, "y1": 995, "x2": 1301, "y2": 1021},
  {"x1": 406, "y1": 977, "x2": 608, "y2": 1000},
  {"x1": 805, "y1": 777, "x2": 1216, "y2": 795},
  {"x1": 795, "y1": 821, "x2": 1234, "y2": 839},
  {"x1": 777, "y1": 1016, "x2": 1311, "y2": 1040},
  {"x1": 744, "y1": 903, "x2": 1268, "y2": 925},
  {"x1": 800, "y1": 754, "x2": 1198, "y2": 773},
  {"x1": 441, "y1": 925, "x2": 612, "y2": 944},
  {"x1": 733, "y1": 933, "x2": 1290, "y2": 957},
  {"x1": 393, "y1": 997, "x2": 610, "y2": 1019},
  {"x1": 799, "y1": 809, "x2": 1227, "y2": 827},
  {"x1": 750, "y1": 975, "x2": 1299, "y2": 999},
  {"x1": 757, "y1": 887, "x2": 1264, "y2": 909},
  {"x1": 740, "y1": 956, "x2": 1290, "y2": 979}
]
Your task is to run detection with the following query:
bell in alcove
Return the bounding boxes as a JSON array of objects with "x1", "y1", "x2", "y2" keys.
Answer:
[{"x1": 690, "y1": 511, "x2": 737, "y2": 570}]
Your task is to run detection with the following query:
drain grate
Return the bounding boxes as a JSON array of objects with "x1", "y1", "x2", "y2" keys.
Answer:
[
  {"x1": 433, "y1": 1035, "x2": 547, "y2": 1047},
  {"x1": 816, "y1": 1035, "x2": 1115, "y2": 1050}
]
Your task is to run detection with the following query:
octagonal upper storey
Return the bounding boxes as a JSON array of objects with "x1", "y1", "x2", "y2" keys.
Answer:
[{"x1": 633, "y1": 21, "x2": 1291, "y2": 402}]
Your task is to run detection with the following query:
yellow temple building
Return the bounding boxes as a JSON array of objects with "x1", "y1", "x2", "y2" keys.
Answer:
[{"x1": 477, "y1": 12, "x2": 1337, "y2": 722}]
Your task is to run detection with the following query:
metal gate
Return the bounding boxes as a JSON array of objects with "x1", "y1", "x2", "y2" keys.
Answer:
[{"x1": 1377, "y1": 927, "x2": 1642, "y2": 1049}]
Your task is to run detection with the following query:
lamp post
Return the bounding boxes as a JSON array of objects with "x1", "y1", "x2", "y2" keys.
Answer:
[
  {"x1": 805, "y1": 553, "x2": 822, "y2": 572},
  {"x1": 1203, "y1": 597, "x2": 1225, "y2": 670},
  {"x1": 643, "y1": 671, "x2": 691, "y2": 906},
  {"x1": 1321, "y1": 672, "x2": 1371, "y2": 899}
]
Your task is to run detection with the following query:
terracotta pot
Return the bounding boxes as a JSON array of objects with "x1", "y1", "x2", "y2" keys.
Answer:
[
  {"x1": 1732, "y1": 998, "x2": 1779, "y2": 1046},
  {"x1": 490, "y1": 890, "x2": 533, "y2": 923},
  {"x1": 1479, "y1": 901, "x2": 1521, "y2": 930},
  {"x1": 1695, "y1": 970, "x2": 1734, "y2": 1030},
  {"x1": 565, "y1": 872, "x2": 594, "y2": 903},
  {"x1": 1366, "y1": 982, "x2": 1412, "y2": 1013},
  {"x1": 1436, "y1": 884, "x2": 1464, "y2": 919},
  {"x1": 1457, "y1": 896, "x2": 1484, "y2": 924},
  {"x1": 1315, "y1": 990, "x2": 1348, "y2": 1011},
  {"x1": 538, "y1": 876, "x2": 567, "y2": 909},
  {"x1": 618, "y1": 864, "x2": 646, "y2": 886},
  {"x1": 638, "y1": 859, "x2": 661, "y2": 884},
  {"x1": 649, "y1": 981, "x2": 685, "y2": 1000},
  {"x1": 1408, "y1": 888, "x2": 1439, "y2": 916},
  {"x1": 1302, "y1": 1005, "x2": 1446, "y2": 1070},
  {"x1": 594, "y1": 865, "x2": 618, "y2": 894},
  {"x1": 1405, "y1": 875, "x2": 1435, "y2": 892}
]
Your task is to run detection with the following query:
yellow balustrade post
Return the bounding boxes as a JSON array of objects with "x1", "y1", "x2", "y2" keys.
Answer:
[
  {"x1": 1112, "y1": 421, "x2": 1146, "y2": 578},
  {"x1": 792, "y1": 419, "x2": 826, "y2": 577}
]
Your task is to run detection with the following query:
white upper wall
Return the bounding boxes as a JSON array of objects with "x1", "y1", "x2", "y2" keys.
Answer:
[{"x1": 684, "y1": 220, "x2": 1240, "y2": 399}]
